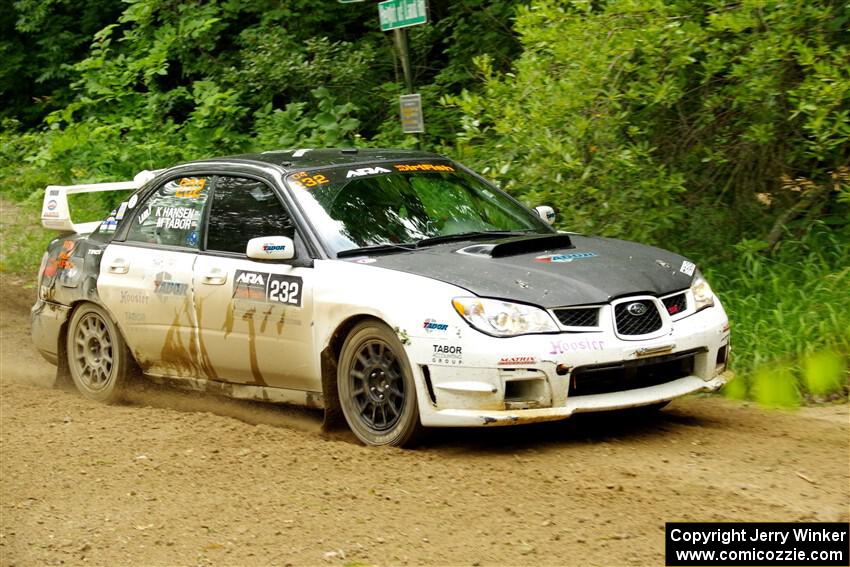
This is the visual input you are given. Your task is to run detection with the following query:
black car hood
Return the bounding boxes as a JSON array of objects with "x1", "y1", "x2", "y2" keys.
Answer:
[{"x1": 359, "y1": 234, "x2": 694, "y2": 308}]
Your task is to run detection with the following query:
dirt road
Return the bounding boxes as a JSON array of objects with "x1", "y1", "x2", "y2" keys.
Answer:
[{"x1": 1, "y1": 279, "x2": 848, "y2": 567}]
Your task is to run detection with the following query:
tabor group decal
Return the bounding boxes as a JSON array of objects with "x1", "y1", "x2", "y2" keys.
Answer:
[
  {"x1": 233, "y1": 269, "x2": 303, "y2": 307},
  {"x1": 535, "y1": 251, "x2": 598, "y2": 263},
  {"x1": 432, "y1": 344, "x2": 463, "y2": 365}
]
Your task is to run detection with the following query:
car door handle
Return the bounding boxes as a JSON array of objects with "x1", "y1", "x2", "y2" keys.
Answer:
[
  {"x1": 108, "y1": 259, "x2": 129, "y2": 274},
  {"x1": 202, "y1": 270, "x2": 227, "y2": 285}
]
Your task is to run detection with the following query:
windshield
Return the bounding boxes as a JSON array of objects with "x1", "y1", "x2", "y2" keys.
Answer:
[{"x1": 285, "y1": 161, "x2": 553, "y2": 256}]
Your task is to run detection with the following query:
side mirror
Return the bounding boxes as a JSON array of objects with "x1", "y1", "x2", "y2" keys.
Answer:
[
  {"x1": 246, "y1": 236, "x2": 295, "y2": 260},
  {"x1": 534, "y1": 205, "x2": 556, "y2": 225}
]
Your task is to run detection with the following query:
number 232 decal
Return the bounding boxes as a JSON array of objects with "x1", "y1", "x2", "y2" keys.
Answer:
[
  {"x1": 233, "y1": 270, "x2": 303, "y2": 307},
  {"x1": 269, "y1": 277, "x2": 300, "y2": 305}
]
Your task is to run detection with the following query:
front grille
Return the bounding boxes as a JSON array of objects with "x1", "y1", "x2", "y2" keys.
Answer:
[
  {"x1": 570, "y1": 349, "x2": 702, "y2": 397},
  {"x1": 553, "y1": 307, "x2": 599, "y2": 327},
  {"x1": 662, "y1": 292, "x2": 687, "y2": 316},
  {"x1": 614, "y1": 300, "x2": 663, "y2": 335}
]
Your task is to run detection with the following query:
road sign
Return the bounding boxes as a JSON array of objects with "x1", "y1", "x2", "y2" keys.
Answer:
[
  {"x1": 399, "y1": 94, "x2": 424, "y2": 134},
  {"x1": 379, "y1": 0, "x2": 428, "y2": 31}
]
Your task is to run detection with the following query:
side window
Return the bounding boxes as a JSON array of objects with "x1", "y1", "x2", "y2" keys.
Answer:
[
  {"x1": 206, "y1": 176, "x2": 295, "y2": 254},
  {"x1": 125, "y1": 177, "x2": 211, "y2": 248}
]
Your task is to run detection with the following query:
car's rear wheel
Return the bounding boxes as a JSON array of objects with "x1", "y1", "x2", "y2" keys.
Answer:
[
  {"x1": 337, "y1": 321, "x2": 423, "y2": 447},
  {"x1": 66, "y1": 303, "x2": 130, "y2": 403}
]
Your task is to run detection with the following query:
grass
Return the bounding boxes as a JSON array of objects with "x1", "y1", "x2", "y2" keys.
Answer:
[
  {"x1": 0, "y1": 194, "x2": 55, "y2": 276},
  {"x1": 707, "y1": 225, "x2": 850, "y2": 404}
]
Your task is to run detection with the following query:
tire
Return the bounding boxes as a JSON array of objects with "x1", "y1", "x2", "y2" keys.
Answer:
[
  {"x1": 337, "y1": 321, "x2": 423, "y2": 447},
  {"x1": 66, "y1": 303, "x2": 130, "y2": 403}
]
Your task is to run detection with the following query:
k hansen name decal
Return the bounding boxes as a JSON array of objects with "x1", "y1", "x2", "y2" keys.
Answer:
[{"x1": 233, "y1": 270, "x2": 303, "y2": 307}]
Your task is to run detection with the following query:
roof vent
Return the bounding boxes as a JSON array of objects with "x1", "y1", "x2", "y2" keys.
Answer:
[{"x1": 340, "y1": 148, "x2": 359, "y2": 154}]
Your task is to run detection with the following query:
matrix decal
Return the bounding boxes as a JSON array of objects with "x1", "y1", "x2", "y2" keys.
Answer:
[
  {"x1": 680, "y1": 260, "x2": 696, "y2": 276},
  {"x1": 233, "y1": 270, "x2": 303, "y2": 307},
  {"x1": 535, "y1": 251, "x2": 598, "y2": 263},
  {"x1": 498, "y1": 356, "x2": 537, "y2": 366}
]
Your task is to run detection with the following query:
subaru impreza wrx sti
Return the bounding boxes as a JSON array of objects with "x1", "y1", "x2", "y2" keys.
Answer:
[{"x1": 32, "y1": 149, "x2": 732, "y2": 446}]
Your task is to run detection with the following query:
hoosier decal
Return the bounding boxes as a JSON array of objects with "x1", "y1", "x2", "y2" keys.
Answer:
[
  {"x1": 548, "y1": 339, "x2": 605, "y2": 355},
  {"x1": 233, "y1": 270, "x2": 303, "y2": 307}
]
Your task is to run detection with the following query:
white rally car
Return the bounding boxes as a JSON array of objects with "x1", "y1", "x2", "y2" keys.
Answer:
[{"x1": 32, "y1": 149, "x2": 732, "y2": 446}]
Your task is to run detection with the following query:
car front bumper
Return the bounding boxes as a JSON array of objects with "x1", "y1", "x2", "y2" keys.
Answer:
[{"x1": 411, "y1": 302, "x2": 732, "y2": 427}]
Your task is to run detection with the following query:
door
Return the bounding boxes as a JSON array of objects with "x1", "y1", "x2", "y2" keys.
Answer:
[
  {"x1": 192, "y1": 175, "x2": 318, "y2": 391},
  {"x1": 98, "y1": 175, "x2": 212, "y2": 378}
]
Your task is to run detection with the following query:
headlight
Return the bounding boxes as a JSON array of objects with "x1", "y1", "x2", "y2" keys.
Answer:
[
  {"x1": 691, "y1": 270, "x2": 715, "y2": 311},
  {"x1": 452, "y1": 297, "x2": 559, "y2": 337}
]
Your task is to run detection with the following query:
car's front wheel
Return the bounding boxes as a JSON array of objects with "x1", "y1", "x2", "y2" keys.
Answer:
[
  {"x1": 337, "y1": 321, "x2": 423, "y2": 447},
  {"x1": 66, "y1": 303, "x2": 130, "y2": 403}
]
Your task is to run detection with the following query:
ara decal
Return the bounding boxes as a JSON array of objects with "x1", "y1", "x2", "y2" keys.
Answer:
[
  {"x1": 346, "y1": 167, "x2": 391, "y2": 178},
  {"x1": 534, "y1": 251, "x2": 598, "y2": 263}
]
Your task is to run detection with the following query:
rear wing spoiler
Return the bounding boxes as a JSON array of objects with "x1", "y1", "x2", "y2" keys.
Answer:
[{"x1": 41, "y1": 170, "x2": 160, "y2": 233}]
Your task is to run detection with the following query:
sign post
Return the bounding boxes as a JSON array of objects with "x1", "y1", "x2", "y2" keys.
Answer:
[
  {"x1": 378, "y1": 0, "x2": 428, "y2": 144},
  {"x1": 399, "y1": 94, "x2": 425, "y2": 134},
  {"x1": 378, "y1": 0, "x2": 428, "y2": 31}
]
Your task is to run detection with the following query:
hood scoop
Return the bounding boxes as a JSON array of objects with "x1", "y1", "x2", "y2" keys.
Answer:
[
  {"x1": 456, "y1": 234, "x2": 573, "y2": 258},
  {"x1": 489, "y1": 234, "x2": 573, "y2": 258},
  {"x1": 456, "y1": 244, "x2": 497, "y2": 257}
]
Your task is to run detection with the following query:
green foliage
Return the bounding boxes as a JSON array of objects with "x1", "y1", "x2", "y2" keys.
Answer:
[
  {"x1": 752, "y1": 365, "x2": 800, "y2": 409},
  {"x1": 804, "y1": 350, "x2": 847, "y2": 397},
  {"x1": 446, "y1": 0, "x2": 850, "y2": 251},
  {"x1": 710, "y1": 223, "x2": 850, "y2": 401}
]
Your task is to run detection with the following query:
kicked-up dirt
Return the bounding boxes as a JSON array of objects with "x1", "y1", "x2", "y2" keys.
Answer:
[{"x1": 1, "y1": 276, "x2": 848, "y2": 567}]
